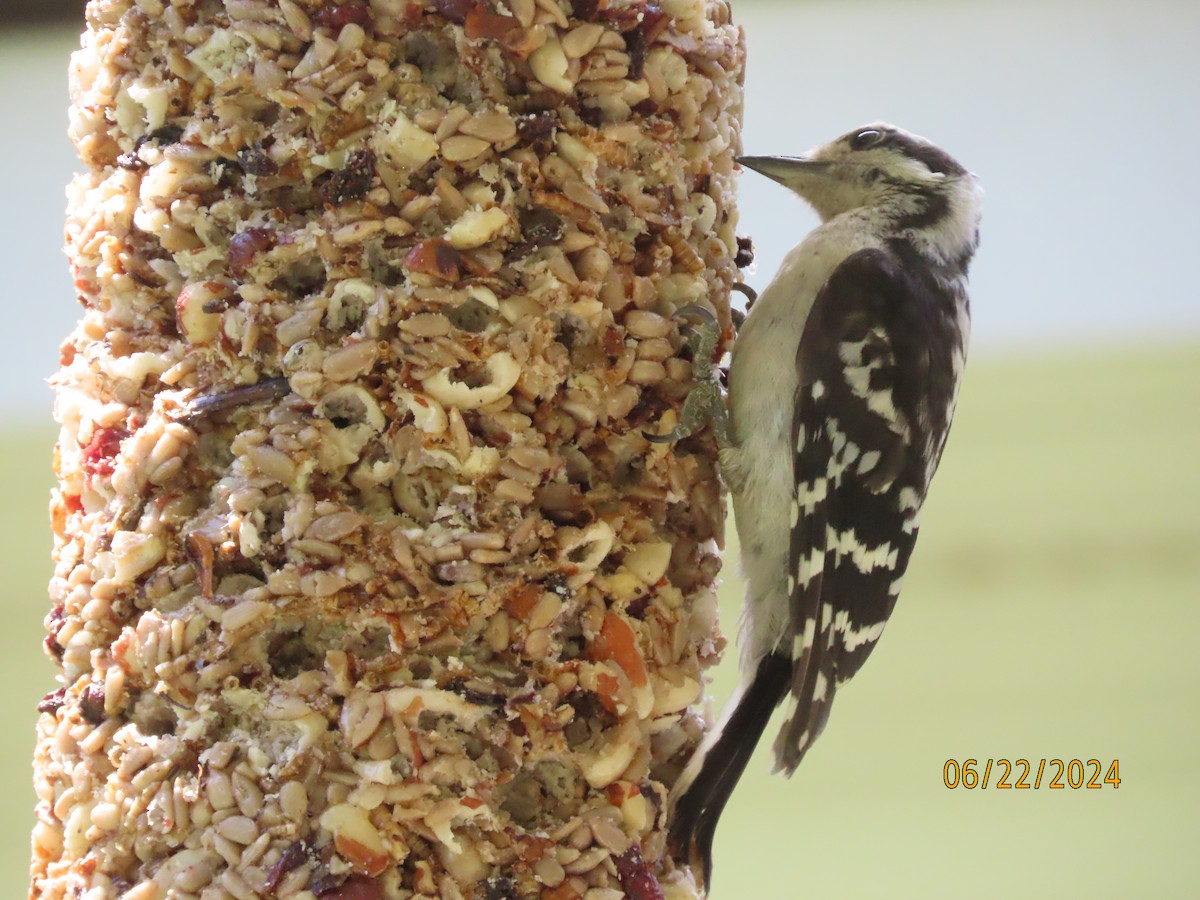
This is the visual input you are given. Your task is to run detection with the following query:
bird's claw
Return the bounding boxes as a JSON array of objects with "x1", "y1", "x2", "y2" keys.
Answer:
[
  {"x1": 643, "y1": 303, "x2": 730, "y2": 447},
  {"x1": 732, "y1": 281, "x2": 758, "y2": 308},
  {"x1": 644, "y1": 427, "x2": 686, "y2": 445},
  {"x1": 672, "y1": 303, "x2": 718, "y2": 325}
]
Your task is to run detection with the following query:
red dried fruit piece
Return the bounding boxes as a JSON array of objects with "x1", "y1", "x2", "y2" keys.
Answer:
[
  {"x1": 465, "y1": 6, "x2": 519, "y2": 40},
  {"x1": 404, "y1": 239, "x2": 463, "y2": 281},
  {"x1": 312, "y1": 2, "x2": 372, "y2": 34},
  {"x1": 228, "y1": 228, "x2": 275, "y2": 278},
  {"x1": 317, "y1": 875, "x2": 383, "y2": 900},
  {"x1": 605, "y1": 1, "x2": 669, "y2": 78},
  {"x1": 334, "y1": 835, "x2": 389, "y2": 878},
  {"x1": 641, "y1": 3, "x2": 669, "y2": 40},
  {"x1": 626, "y1": 30, "x2": 650, "y2": 78},
  {"x1": 515, "y1": 111, "x2": 558, "y2": 144},
  {"x1": 588, "y1": 611, "x2": 649, "y2": 687},
  {"x1": 81, "y1": 426, "x2": 128, "y2": 481},
  {"x1": 601, "y1": 2, "x2": 642, "y2": 31},
  {"x1": 319, "y1": 149, "x2": 377, "y2": 206},
  {"x1": 79, "y1": 684, "x2": 106, "y2": 725},
  {"x1": 37, "y1": 688, "x2": 67, "y2": 715},
  {"x1": 408, "y1": 729, "x2": 426, "y2": 768},
  {"x1": 614, "y1": 846, "x2": 666, "y2": 900}
]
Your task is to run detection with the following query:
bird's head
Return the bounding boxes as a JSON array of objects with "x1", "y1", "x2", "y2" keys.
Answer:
[{"x1": 739, "y1": 124, "x2": 983, "y2": 265}]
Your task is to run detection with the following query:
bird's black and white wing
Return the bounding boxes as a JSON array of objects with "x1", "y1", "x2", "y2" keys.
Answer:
[{"x1": 774, "y1": 246, "x2": 967, "y2": 774}]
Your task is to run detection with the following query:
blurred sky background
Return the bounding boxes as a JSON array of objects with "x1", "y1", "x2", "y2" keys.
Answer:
[{"x1": 1, "y1": 1, "x2": 1198, "y2": 897}]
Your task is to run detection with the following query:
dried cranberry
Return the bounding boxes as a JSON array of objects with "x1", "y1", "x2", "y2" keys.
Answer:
[
  {"x1": 319, "y1": 150, "x2": 376, "y2": 206},
  {"x1": 735, "y1": 235, "x2": 754, "y2": 269},
  {"x1": 312, "y1": 2, "x2": 372, "y2": 34},
  {"x1": 37, "y1": 688, "x2": 67, "y2": 715},
  {"x1": 81, "y1": 426, "x2": 128, "y2": 482},
  {"x1": 228, "y1": 228, "x2": 276, "y2": 278},
  {"x1": 626, "y1": 595, "x2": 651, "y2": 619},
  {"x1": 266, "y1": 841, "x2": 310, "y2": 891},
  {"x1": 573, "y1": 0, "x2": 602, "y2": 21},
  {"x1": 614, "y1": 846, "x2": 666, "y2": 900},
  {"x1": 79, "y1": 684, "x2": 106, "y2": 725},
  {"x1": 515, "y1": 111, "x2": 557, "y2": 144},
  {"x1": 404, "y1": 239, "x2": 463, "y2": 281},
  {"x1": 43, "y1": 634, "x2": 64, "y2": 661},
  {"x1": 236, "y1": 143, "x2": 279, "y2": 177},
  {"x1": 435, "y1": 0, "x2": 477, "y2": 25},
  {"x1": 631, "y1": 98, "x2": 659, "y2": 117},
  {"x1": 626, "y1": 29, "x2": 648, "y2": 79}
]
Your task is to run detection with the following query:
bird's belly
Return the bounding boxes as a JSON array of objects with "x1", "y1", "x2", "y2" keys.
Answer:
[{"x1": 728, "y1": 394, "x2": 797, "y2": 664}]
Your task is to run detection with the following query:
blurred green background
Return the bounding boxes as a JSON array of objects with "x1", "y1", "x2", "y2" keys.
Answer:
[{"x1": 2, "y1": 1, "x2": 1198, "y2": 897}]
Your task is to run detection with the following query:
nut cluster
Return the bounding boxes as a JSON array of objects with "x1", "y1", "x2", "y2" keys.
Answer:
[{"x1": 36, "y1": 0, "x2": 744, "y2": 897}]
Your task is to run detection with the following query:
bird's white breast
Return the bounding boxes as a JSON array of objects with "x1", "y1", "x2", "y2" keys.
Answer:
[{"x1": 726, "y1": 212, "x2": 883, "y2": 666}]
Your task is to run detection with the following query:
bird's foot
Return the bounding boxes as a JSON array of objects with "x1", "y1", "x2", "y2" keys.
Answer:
[
  {"x1": 644, "y1": 305, "x2": 731, "y2": 447},
  {"x1": 732, "y1": 280, "x2": 758, "y2": 313}
]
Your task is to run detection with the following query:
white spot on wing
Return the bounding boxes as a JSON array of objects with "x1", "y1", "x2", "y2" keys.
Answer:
[
  {"x1": 813, "y1": 672, "x2": 828, "y2": 702},
  {"x1": 838, "y1": 340, "x2": 868, "y2": 366},
  {"x1": 866, "y1": 388, "x2": 902, "y2": 428},
  {"x1": 844, "y1": 364, "x2": 871, "y2": 397},
  {"x1": 797, "y1": 547, "x2": 825, "y2": 587},
  {"x1": 796, "y1": 478, "x2": 827, "y2": 514},
  {"x1": 799, "y1": 616, "x2": 817, "y2": 650},
  {"x1": 834, "y1": 611, "x2": 887, "y2": 652},
  {"x1": 826, "y1": 527, "x2": 899, "y2": 572}
]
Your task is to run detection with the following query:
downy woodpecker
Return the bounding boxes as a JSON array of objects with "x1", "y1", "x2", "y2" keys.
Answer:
[{"x1": 654, "y1": 123, "x2": 983, "y2": 887}]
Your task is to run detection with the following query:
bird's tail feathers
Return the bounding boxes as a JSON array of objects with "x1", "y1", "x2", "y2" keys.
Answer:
[
  {"x1": 772, "y1": 618, "x2": 838, "y2": 776},
  {"x1": 667, "y1": 653, "x2": 790, "y2": 890}
]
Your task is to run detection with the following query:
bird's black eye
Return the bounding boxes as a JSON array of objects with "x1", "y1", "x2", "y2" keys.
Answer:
[{"x1": 849, "y1": 129, "x2": 885, "y2": 151}]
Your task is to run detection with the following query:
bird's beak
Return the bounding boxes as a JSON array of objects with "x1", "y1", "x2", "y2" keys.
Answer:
[{"x1": 736, "y1": 155, "x2": 832, "y2": 186}]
